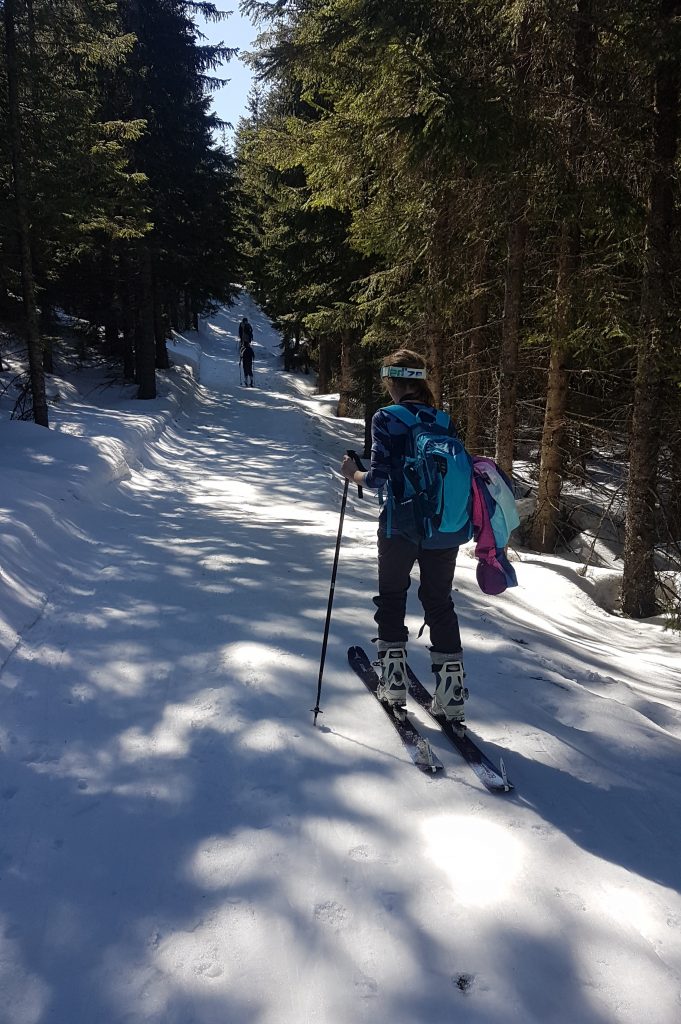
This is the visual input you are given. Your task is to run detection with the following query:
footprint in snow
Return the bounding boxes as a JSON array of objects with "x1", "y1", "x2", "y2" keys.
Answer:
[
  {"x1": 454, "y1": 973, "x2": 476, "y2": 994},
  {"x1": 379, "y1": 891, "x2": 399, "y2": 912},
  {"x1": 554, "y1": 888, "x2": 587, "y2": 912},
  {"x1": 354, "y1": 972, "x2": 378, "y2": 998},
  {"x1": 348, "y1": 844, "x2": 375, "y2": 862},
  {"x1": 313, "y1": 900, "x2": 347, "y2": 930},
  {"x1": 453, "y1": 972, "x2": 490, "y2": 995}
]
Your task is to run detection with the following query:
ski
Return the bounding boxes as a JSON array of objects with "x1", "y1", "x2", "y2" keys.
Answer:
[
  {"x1": 406, "y1": 665, "x2": 513, "y2": 793},
  {"x1": 348, "y1": 646, "x2": 443, "y2": 774}
]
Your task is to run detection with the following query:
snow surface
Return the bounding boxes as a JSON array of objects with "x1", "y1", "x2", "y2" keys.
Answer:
[{"x1": 1, "y1": 293, "x2": 680, "y2": 1024}]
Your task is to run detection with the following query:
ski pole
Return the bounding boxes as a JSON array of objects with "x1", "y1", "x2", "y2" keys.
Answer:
[
  {"x1": 351, "y1": 448, "x2": 364, "y2": 500},
  {"x1": 239, "y1": 356, "x2": 243, "y2": 386},
  {"x1": 312, "y1": 450, "x2": 366, "y2": 725}
]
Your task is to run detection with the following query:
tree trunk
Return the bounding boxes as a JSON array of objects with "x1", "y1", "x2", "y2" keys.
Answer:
[
  {"x1": 3, "y1": 0, "x2": 48, "y2": 426},
  {"x1": 363, "y1": 408, "x2": 373, "y2": 460},
  {"x1": 446, "y1": 323, "x2": 466, "y2": 421},
  {"x1": 101, "y1": 247, "x2": 119, "y2": 360},
  {"x1": 465, "y1": 240, "x2": 489, "y2": 453},
  {"x1": 495, "y1": 215, "x2": 527, "y2": 473},
  {"x1": 666, "y1": 432, "x2": 681, "y2": 540},
  {"x1": 40, "y1": 303, "x2": 54, "y2": 374},
  {"x1": 337, "y1": 330, "x2": 353, "y2": 417},
  {"x1": 119, "y1": 253, "x2": 136, "y2": 381},
  {"x1": 622, "y1": 50, "x2": 679, "y2": 617},
  {"x1": 168, "y1": 292, "x2": 180, "y2": 331},
  {"x1": 153, "y1": 266, "x2": 170, "y2": 369},
  {"x1": 135, "y1": 247, "x2": 157, "y2": 399},
  {"x1": 531, "y1": 0, "x2": 594, "y2": 549},
  {"x1": 317, "y1": 335, "x2": 332, "y2": 393},
  {"x1": 104, "y1": 312, "x2": 119, "y2": 359},
  {"x1": 623, "y1": 350, "x2": 664, "y2": 616},
  {"x1": 42, "y1": 335, "x2": 54, "y2": 375},
  {"x1": 424, "y1": 317, "x2": 443, "y2": 406},
  {"x1": 362, "y1": 348, "x2": 380, "y2": 458},
  {"x1": 424, "y1": 188, "x2": 454, "y2": 408},
  {"x1": 530, "y1": 221, "x2": 580, "y2": 552},
  {"x1": 121, "y1": 309, "x2": 136, "y2": 382},
  {"x1": 494, "y1": 14, "x2": 532, "y2": 472}
]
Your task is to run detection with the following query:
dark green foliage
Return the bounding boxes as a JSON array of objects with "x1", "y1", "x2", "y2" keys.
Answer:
[
  {"x1": 238, "y1": 0, "x2": 681, "y2": 619},
  {"x1": 1, "y1": 0, "x2": 239, "y2": 401}
]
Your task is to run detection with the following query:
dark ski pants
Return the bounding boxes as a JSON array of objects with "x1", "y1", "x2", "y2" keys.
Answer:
[{"x1": 373, "y1": 529, "x2": 462, "y2": 653}]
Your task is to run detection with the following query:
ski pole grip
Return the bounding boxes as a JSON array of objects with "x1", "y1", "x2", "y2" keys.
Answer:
[{"x1": 346, "y1": 449, "x2": 366, "y2": 499}]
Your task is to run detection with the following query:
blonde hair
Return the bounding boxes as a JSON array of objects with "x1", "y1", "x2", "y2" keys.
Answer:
[{"x1": 382, "y1": 348, "x2": 436, "y2": 406}]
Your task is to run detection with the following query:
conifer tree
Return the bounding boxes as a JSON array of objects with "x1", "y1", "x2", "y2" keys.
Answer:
[
  {"x1": 2, "y1": 0, "x2": 47, "y2": 425},
  {"x1": 1, "y1": 0, "x2": 238, "y2": 405},
  {"x1": 236, "y1": 71, "x2": 372, "y2": 409},
  {"x1": 1, "y1": 0, "x2": 144, "y2": 415},
  {"x1": 531, "y1": 2, "x2": 595, "y2": 551},
  {"x1": 242, "y1": 0, "x2": 681, "y2": 620},
  {"x1": 622, "y1": 1, "x2": 681, "y2": 616}
]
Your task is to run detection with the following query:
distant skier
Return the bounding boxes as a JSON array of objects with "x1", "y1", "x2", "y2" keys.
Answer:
[
  {"x1": 298, "y1": 340, "x2": 311, "y2": 374},
  {"x1": 282, "y1": 334, "x2": 294, "y2": 371},
  {"x1": 238, "y1": 317, "x2": 253, "y2": 355},
  {"x1": 241, "y1": 338, "x2": 255, "y2": 386}
]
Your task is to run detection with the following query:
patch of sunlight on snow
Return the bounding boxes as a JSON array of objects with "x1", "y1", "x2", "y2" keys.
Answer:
[
  {"x1": 222, "y1": 642, "x2": 300, "y2": 670},
  {"x1": 422, "y1": 814, "x2": 523, "y2": 908},
  {"x1": 151, "y1": 906, "x2": 263, "y2": 990},
  {"x1": 119, "y1": 725, "x2": 184, "y2": 759},
  {"x1": 112, "y1": 778, "x2": 192, "y2": 804},
  {"x1": 190, "y1": 476, "x2": 255, "y2": 502},
  {"x1": 200, "y1": 554, "x2": 269, "y2": 570},
  {"x1": 89, "y1": 661, "x2": 149, "y2": 696},
  {"x1": 187, "y1": 832, "x2": 264, "y2": 890},
  {"x1": 598, "y1": 883, "x2": 656, "y2": 935},
  {"x1": 207, "y1": 323, "x2": 230, "y2": 337},
  {"x1": 118, "y1": 700, "x2": 221, "y2": 762},
  {"x1": 239, "y1": 719, "x2": 288, "y2": 753}
]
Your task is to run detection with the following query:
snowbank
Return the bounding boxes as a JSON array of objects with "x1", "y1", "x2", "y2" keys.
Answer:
[
  {"x1": 0, "y1": 361, "x2": 199, "y2": 669},
  {"x1": 1, "y1": 297, "x2": 680, "y2": 1024}
]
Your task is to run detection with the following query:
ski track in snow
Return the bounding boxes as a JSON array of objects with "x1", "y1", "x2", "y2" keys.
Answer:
[{"x1": 0, "y1": 292, "x2": 680, "y2": 1023}]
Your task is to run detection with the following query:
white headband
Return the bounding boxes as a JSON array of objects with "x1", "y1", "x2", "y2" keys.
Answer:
[{"x1": 380, "y1": 366, "x2": 428, "y2": 380}]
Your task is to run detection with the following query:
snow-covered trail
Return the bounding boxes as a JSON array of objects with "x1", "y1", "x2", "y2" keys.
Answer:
[{"x1": 1, "y1": 295, "x2": 680, "y2": 1024}]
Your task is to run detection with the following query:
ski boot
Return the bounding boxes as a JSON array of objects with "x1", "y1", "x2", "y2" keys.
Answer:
[
  {"x1": 430, "y1": 651, "x2": 468, "y2": 726},
  {"x1": 374, "y1": 641, "x2": 408, "y2": 712}
]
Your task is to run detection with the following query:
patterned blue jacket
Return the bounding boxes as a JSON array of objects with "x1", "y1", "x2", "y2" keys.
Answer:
[{"x1": 364, "y1": 400, "x2": 459, "y2": 549}]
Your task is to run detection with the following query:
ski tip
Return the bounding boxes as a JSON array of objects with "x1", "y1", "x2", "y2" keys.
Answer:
[{"x1": 499, "y1": 757, "x2": 512, "y2": 792}]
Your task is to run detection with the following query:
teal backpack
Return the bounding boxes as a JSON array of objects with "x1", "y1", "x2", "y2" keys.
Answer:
[{"x1": 383, "y1": 405, "x2": 474, "y2": 544}]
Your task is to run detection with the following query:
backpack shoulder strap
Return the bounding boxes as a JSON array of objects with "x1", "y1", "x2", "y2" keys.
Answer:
[
  {"x1": 383, "y1": 404, "x2": 418, "y2": 427},
  {"x1": 385, "y1": 404, "x2": 459, "y2": 440}
]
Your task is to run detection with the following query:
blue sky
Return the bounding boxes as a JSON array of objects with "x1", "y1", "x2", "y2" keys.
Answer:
[{"x1": 196, "y1": 7, "x2": 259, "y2": 141}]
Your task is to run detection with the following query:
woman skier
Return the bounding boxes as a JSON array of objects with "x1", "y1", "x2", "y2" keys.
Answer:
[{"x1": 340, "y1": 349, "x2": 467, "y2": 724}]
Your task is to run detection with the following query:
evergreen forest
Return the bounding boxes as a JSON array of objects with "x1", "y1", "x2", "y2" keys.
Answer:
[{"x1": 2, "y1": 0, "x2": 681, "y2": 623}]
